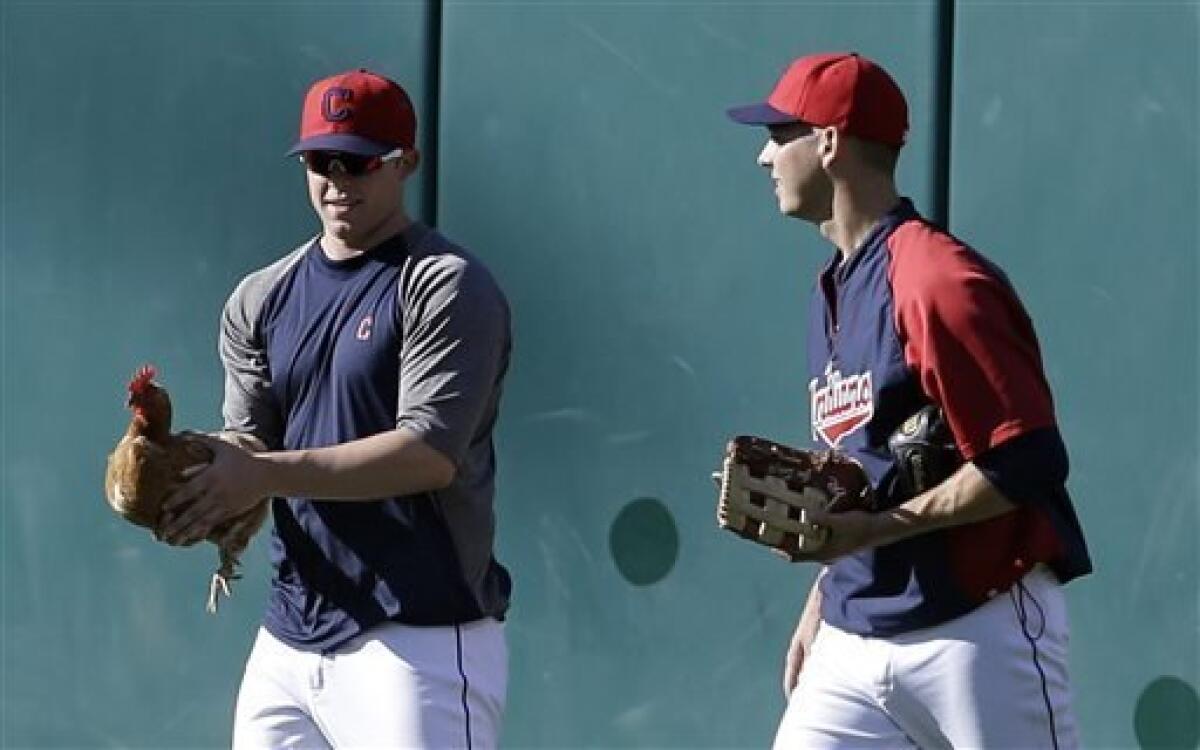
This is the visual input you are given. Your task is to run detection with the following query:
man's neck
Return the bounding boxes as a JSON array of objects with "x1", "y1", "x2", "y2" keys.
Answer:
[
  {"x1": 322, "y1": 212, "x2": 412, "y2": 261},
  {"x1": 819, "y1": 178, "x2": 900, "y2": 263}
]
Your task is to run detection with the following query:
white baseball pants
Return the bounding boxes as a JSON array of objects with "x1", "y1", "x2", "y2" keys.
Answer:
[
  {"x1": 232, "y1": 618, "x2": 507, "y2": 749},
  {"x1": 774, "y1": 565, "x2": 1079, "y2": 749}
]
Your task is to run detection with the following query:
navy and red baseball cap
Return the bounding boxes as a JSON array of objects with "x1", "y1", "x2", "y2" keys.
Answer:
[
  {"x1": 287, "y1": 69, "x2": 416, "y2": 157},
  {"x1": 727, "y1": 53, "x2": 909, "y2": 147}
]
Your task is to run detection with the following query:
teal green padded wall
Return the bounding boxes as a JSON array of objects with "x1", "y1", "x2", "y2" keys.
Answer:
[
  {"x1": 438, "y1": 4, "x2": 937, "y2": 746},
  {"x1": 4, "y1": 2, "x2": 1198, "y2": 748},
  {"x1": 950, "y1": 4, "x2": 1199, "y2": 749},
  {"x1": 0, "y1": 3, "x2": 430, "y2": 745}
]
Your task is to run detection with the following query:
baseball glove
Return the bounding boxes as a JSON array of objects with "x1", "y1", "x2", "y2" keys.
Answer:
[
  {"x1": 715, "y1": 436, "x2": 875, "y2": 560},
  {"x1": 887, "y1": 404, "x2": 961, "y2": 497}
]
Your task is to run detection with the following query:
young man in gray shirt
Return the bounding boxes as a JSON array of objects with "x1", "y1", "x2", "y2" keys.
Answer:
[{"x1": 160, "y1": 69, "x2": 512, "y2": 749}]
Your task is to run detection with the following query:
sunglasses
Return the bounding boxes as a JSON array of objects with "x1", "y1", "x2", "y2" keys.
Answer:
[{"x1": 300, "y1": 147, "x2": 405, "y2": 178}]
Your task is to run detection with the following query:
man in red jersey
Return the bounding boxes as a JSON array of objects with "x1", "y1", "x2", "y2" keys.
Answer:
[{"x1": 728, "y1": 52, "x2": 1092, "y2": 749}]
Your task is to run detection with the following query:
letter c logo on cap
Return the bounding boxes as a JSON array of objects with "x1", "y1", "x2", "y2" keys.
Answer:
[{"x1": 322, "y1": 87, "x2": 354, "y2": 122}]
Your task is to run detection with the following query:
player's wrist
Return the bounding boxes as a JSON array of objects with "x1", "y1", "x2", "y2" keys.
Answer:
[
  {"x1": 875, "y1": 506, "x2": 931, "y2": 545},
  {"x1": 247, "y1": 450, "x2": 291, "y2": 498}
]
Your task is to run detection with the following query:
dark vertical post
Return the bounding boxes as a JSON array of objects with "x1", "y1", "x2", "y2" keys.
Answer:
[
  {"x1": 933, "y1": 0, "x2": 955, "y2": 228},
  {"x1": 422, "y1": 0, "x2": 443, "y2": 227}
]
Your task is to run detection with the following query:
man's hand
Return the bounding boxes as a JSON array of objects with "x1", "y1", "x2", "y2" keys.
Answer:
[
  {"x1": 783, "y1": 619, "x2": 815, "y2": 697},
  {"x1": 783, "y1": 572, "x2": 824, "y2": 697},
  {"x1": 159, "y1": 434, "x2": 273, "y2": 547},
  {"x1": 793, "y1": 508, "x2": 892, "y2": 564}
]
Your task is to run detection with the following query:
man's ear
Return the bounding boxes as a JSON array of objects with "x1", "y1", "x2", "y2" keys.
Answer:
[
  {"x1": 817, "y1": 127, "x2": 840, "y2": 169},
  {"x1": 399, "y1": 149, "x2": 421, "y2": 178}
]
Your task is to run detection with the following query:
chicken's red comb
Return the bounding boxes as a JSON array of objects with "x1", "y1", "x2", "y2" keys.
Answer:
[{"x1": 128, "y1": 365, "x2": 158, "y2": 396}]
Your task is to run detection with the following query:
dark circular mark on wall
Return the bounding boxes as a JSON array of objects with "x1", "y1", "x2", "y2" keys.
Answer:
[
  {"x1": 609, "y1": 497, "x2": 679, "y2": 586},
  {"x1": 1134, "y1": 675, "x2": 1200, "y2": 749}
]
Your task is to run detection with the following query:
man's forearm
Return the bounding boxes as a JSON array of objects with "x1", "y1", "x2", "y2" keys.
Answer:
[
  {"x1": 254, "y1": 428, "x2": 456, "y2": 501},
  {"x1": 873, "y1": 461, "x2": 1017, "y2": 547}
]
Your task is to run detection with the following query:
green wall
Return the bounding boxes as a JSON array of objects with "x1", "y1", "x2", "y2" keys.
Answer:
[{"x1": 1, "y1": 1, "x2": 1196, "y2": 747}]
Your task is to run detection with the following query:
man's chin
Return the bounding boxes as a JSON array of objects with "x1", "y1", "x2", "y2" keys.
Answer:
[
  {"x1": 780, "y1": 202, "x2": 805, "y2": 219},
  {"x1": 324, "y1": 221, "x2": 358, "y2": 240},
  {"x1": 781, "y1": 202, "x2": 828, "y2": 224}
]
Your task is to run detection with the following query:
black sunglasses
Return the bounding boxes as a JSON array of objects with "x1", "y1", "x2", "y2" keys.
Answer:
[{"x1": 300, "y1": 148, "x2": 404, "y2": 178}]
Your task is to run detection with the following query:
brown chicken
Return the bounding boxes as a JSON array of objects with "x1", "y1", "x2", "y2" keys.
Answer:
[{"x1": 104, "y1": 365, "x2": 269, "y2": 613}]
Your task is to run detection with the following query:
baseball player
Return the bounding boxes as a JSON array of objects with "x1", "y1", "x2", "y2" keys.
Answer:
[
  {"x1": 159, "y1": 69, "x2": 512, "y2": 749},
  {"x1": 727, "y1": 53, "x2": 1093, "y2": 748}
]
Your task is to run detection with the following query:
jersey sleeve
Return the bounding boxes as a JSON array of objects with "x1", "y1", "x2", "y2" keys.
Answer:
[
  {"x1": 972, "y1": 426, "x2": 1068, "y2": 505},
  {"x1": 218, "y1": 253, "x2": 297, "y2": 450},
  {"x1": 887, "y1": 222, "x2": 1057, "y2": 460},
  {"x1": 396, "y1": 254, "x2": 511, "y2": 467}
]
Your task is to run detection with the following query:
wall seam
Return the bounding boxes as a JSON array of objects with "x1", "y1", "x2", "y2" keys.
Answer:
[
  {"x1": 933, "y1": 0, "x2": 955, "y2": 228},
  {"x1": 423, "y1": 0, "x2": 443, "y2": 227}
]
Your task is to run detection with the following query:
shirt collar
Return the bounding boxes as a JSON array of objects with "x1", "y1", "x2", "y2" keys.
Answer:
[{"x1": 821, "y1": 197, "x2": 919, "y2": 283}]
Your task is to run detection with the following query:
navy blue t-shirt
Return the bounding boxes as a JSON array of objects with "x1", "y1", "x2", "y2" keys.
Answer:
[{"x1": 218, "y1": 222, "x2": 512, "y2": 652}]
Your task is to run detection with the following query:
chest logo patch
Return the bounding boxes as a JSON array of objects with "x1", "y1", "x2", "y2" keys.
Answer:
[
  {"x1": 809, "y1": 363, "x2": 874, "y2": 446},
  {"x1": 355, "y1": 314, "x2": 374, "y2": 341}
]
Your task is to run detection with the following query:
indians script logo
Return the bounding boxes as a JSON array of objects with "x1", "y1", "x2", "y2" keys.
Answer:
[{"x1": 809, "y1": 363, "x2": 874, "y2": 446}]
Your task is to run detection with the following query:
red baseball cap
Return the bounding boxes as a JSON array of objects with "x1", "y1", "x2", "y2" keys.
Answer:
[
  {"x1": 287, "y1": 69, "x2": 416, "y2": 156},
  {"x1": 727, "y1": 53, "x2": 909, "y2": 147}
]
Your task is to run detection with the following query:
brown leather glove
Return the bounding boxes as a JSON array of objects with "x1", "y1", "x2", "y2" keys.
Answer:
[{"x1": 715, "y1": 436, "x2": 875, "y2": 560}]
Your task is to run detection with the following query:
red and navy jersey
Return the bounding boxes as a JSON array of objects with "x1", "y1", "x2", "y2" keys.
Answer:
[{"x1": 808, "y1": 199, "x2": 1092, "y2": 636}]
